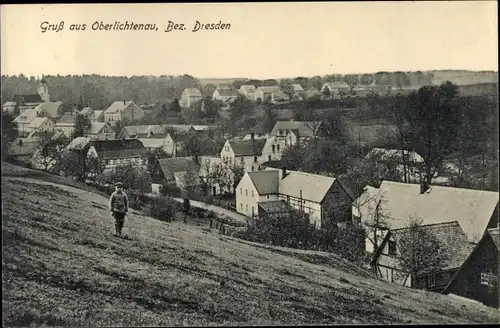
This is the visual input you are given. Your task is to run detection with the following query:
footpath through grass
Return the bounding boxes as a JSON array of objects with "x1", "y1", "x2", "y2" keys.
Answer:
[{"x1": 2, "y1": 175, "x2": 498, "y2": 326}]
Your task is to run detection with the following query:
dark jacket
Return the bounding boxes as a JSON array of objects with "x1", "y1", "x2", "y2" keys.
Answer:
[{"x1": 108, "y1": 190, "x2": 129, "y2": 213}]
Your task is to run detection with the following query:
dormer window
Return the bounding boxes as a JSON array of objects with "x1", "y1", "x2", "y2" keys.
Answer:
[{"x1": 388, "y1": 240, "x2": 397, "y2": 255}]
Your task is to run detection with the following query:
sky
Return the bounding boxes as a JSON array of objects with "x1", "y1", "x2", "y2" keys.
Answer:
[{"x1": 1, "y1": 2, "x2": 498, "y2": 80}]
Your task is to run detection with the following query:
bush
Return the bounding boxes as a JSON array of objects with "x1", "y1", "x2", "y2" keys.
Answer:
[
  {"x1": 160, "y1": 182, "x2": 182, "y2": 197},
  {"x1": 128, "y1": 191, "x2": 144, "y2": 210},
  {"x1": 150, "y1": 197, "x2": 177, "y2": 222}
]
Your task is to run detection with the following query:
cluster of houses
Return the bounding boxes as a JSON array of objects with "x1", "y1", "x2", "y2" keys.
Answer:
[{"x1": 3, "y1": 80, "x2": 498, "y2": 309}]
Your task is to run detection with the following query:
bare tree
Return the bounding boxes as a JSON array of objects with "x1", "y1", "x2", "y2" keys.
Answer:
[
  {"x1": 32, "y1": 134, "x2": 68, "y2": 172},
  {"x1": 396, "y1": 217, "x2": 451, "y2": 287}
]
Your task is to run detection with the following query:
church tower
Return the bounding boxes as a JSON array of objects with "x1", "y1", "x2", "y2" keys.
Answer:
[{"x1": 37, "y1": 76, "x2": 50, "y2": 103}]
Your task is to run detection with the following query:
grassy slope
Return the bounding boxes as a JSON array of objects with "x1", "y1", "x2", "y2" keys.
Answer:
[{"x1": 2, "y1": 176, "x2": 498, "y2": 326}]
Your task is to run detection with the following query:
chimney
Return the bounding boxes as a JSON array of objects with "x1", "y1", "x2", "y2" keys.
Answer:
[
  {"x1": 123, "y1": 100, "x2": 126, "y2": 105},
  {"x1": 250, "y1": 132, "x2": 255, "y2": 140},
  {"x1": 281, "y1": 167, "x2": 287, "y2": 179}
]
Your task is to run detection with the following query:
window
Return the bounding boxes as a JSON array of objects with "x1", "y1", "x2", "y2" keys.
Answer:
[
  {"x1": 240, "y1": 157, "x2": 244, "y2": 164},
  {"x1": 267, "y1": 195, "x2": 270, "y2": 199},
  {"x1": 268, "y1": 155, "x2": 272, "y2": 161},
  {"x1": 272, "y1": 145, "x2": 276, "y2": 153},
  {"x1": 252, "y1": 190, "x2": 254, "y2": 197},
  {"x1": 287, "y1": 196, "x2": 290, "y2": 202},
  {"x1": 427, "y1": 274, "x2": 436, "y2": 288},
  {"x1": 246, "y1": 204, "x2": 248, "y2": 212},
  {"x1": 481, "y1": 272, "x2": 496, "y2": 286},
  {"x1": 388, "y1": 241, "x2": 397, "y2": 256},
  {"x1": 277, "y1": 144, "x2": 280, "y2": 152},
  {"x1": 229, "y1": 158, "x2": 232, "y2": 165},
  {"x1": 254, "y1": 156, "x2": 257, "y2": 162},
  {"x1": 245, "y1": 189, "x2": 248, "y2": 196},
  {"x1": 252, "y1": 166, "x2": 255, "y2": 171},
  {"x1": 240, "y1": 188, "x2": 242, "y2": 195},
  {"x1": 240, "y1": 203, "x2": 243, "y2": 210}
]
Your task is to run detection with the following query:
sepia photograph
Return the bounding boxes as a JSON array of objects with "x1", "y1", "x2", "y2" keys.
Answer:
[{"x1": 1, "y1": 2, "x2": 499, "y2": 326}]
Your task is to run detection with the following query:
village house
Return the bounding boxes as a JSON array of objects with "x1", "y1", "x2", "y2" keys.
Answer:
[
  {"x1": 235, "y1": 168, "x2": 353, "y2": 228},
  {"x1": 85, "y1": 122, "x2": 115, "y2": 141},
  {"x1": 54, "y1": 113, "x2": 78, "y2": 138},
  {"x1": 370, "y1": 221, "x2": 474, "y2": 292},
  {"x1": 220, "y1": 133, "x2": 267, "y2": 172},
  {"x1": 151, "y1": 157, "x2": 201, "y2": 194},
  {"x1": 8, "y1": 131, "x2": 65, "y2": 168},
  {"x1": 13, "y1": 106, "x2": 56, "y2": 137},
  {"x1": 180, "y1": 88, "x2": 203, "y2": 108},
  {"x1": 103, "y1": 100, "x2": 144, "y2": 126},
  {"x1": 254, "y1": 86, "x2": 288, "y2": 103},
  {"x1": 238, "y1": 85, "x2": 256, "y2": 101},
  {"x1": 368, "y1": 82, "x2": 392, "y2": 96},
  {"x1": 79, "y1": 107, "x2": 93, "y2": 116},
  {"x1": 34, "y1": 102, "x2": 64, "y2": 120},
  {"x1": 264, "y1": 121, "x2": 324, "y2": 161},
  {"x1": 290, "y1": 84, "x2": 304, "y2": 93},
  {"x1": 198, "y1": 156, "x2": 224, "y2": 196},
  {"x1": 443, "y1": 228, "x2": 499, "y2": 308},
  {"x1": 212, "y1": 88, "x2": 239, "y2": 103},
  {"x1": 86, "y1": 139, "x2": 147, "y2": 174},
  {"x1": 352, "y1": 180, "x2": 500, "y2": 255},
  {"x1": 321, "y1": 81, "x2": 350, "y2": 98}
]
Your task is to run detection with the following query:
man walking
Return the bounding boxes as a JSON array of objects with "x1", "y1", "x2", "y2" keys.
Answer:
[{"x1": 108, "y1": 182, "x2": 129, "y2": 237}]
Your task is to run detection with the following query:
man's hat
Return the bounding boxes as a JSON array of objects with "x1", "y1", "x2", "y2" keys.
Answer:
[{"x1": 115, "y1": 182, "x2": 123, "y2": 187}]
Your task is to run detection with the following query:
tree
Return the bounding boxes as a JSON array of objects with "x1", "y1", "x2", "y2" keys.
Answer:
[
  {"x1": 262, "y1": 105, "x2": 277, "y2": 133},
  {"x1": 406, "y1": 82, "x2": 460, "y2": 185},
  {"x1": 396, "y1": 217, "x2": 451, "y2": 287},
  {"x1": 73, "y1": 113, "x2": 92, "y2": 138},
  {"x1": 322, "y1": 86, "x2": 331, "y2": 99},
  {"x1": 205, "y1": 163, "x2": 232, "y2": 194},
  {"x1": 99, "y1": 163, "x2": 152, "y2": 195},
  {"x1": 230, "y1": 164, "x2": 245, "y2": 194},
  {"x1": 32, "y1": 134, "x2": 69, "y2": 172},
  {"x1": 1, "y1": 111, "x2": 19, "y2": 159},
  {"x1": 343, "y1": 74, "x2": 359, "y2": 94},
  {"x1": 170, "y1": 98, "x2": 182, "y2": 112},
  {"x1": 183, "y1": 167, "x2": 201, "y2": 199},
  {"x1": 282, "y1": 85, "x2": 295, "y2": 100}
]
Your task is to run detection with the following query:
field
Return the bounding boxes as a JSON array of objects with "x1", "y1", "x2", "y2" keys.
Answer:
[{"x1": 2, "y1": 164, "x2": 498, "y2": 326}]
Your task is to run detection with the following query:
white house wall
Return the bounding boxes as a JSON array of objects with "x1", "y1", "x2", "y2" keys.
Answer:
[{"x1": 236, "y1": 174, "x2": 260, "y2": 217}]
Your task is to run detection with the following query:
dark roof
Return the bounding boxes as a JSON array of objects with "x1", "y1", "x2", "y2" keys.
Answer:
[
  {"x1": 56, "y1": 113, "x2": 78, "y2": 124},
  {"x1": 248, "y1": 170, "x2": 279, "y2": 194},
  {"x1": 391, "y1": 221, "x2": 474, "y2": 271},
  {"x1": 13, "y1": 94, "x2": 42, "y2": 103},
  {"x1": 487, "y1": 228, "x2": 499, "y2": 249},
  {"x1": 157, "y1": 157, "x2": 199, "y2": 181},
  {"x1": 258, "y1": 200, "x2": 295, "y2": 215},
  {"x1": 228, "y1": 139, "x2": 266, "y2": 156},
  {"x1": 90, "y1": 139, "x2": 146, "y2": 160},
  {"x1": 270, "y1": 121, "x2": 322, "y2": 138},
  {"x1": 217, "y1": 88, "x2": 239, "y2": 97}
]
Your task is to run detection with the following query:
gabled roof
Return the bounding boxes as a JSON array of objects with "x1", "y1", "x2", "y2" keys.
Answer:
[
  {"x1": 182, "y1": 88, "x2": 202, "y2": 97},
  {"x1": 66, "y1": 137, "x2": 92, "y2": 151},
  {"x1": 92, "y1": 110, "x2": 104, "y2": 119},
  {"x1": 322, "y1": 81, "x2": 350, "y2": 89},
  {"x1": 228, "y1": 139, "x2": 266, "y2": 156},
  {"x1": 367, "y1": 148, "x2": 424, "y2": 163},
  {"x1": 248, "y1": 170, "x2": 279, "y2": 195},
  {"x1": 290, "y1": 84, "x2": 304, "y2": 92},
  {"x1": 3, "y1": 101, "x2": 16, "y2": 106},
  {"x1": 279, "y1": 171, "x2": 337, "y2": 203},
  {"x1": 103, "y1": 101, "x2": 136, "y2": 114},
  {"x1": 258, "y1": 200, "x2": 295, "y2": 215},
  {"x1": 13, "y1": 94, "x2": 42, "y2": 104},
  {"x1": 56, "y1": 113, "x2": 77, "y2": 125},
  {"x1": 138, "y1": 138, "x2": 166, "y2": 148},
  {"x1": 257, "y1": 86, "x2": 281, "y2": 93},
  {"x1": 239, "y1": 85, "x2": 256, "y2": 93},
  {"x1": 87, "y1": 122, "x2": 111, "y2": 135},
  {"x1": 163, "y1": 124, "x2": 193, "y2": 134},
  {"x1": 80, "y1": 107, "x2": 93, "y2": 116},
  {"x1": 14, "y1": 107, "x2": 39, "y2": 124},
  {"x1": 191, "y1": 125, "x2": 212, "y2": 132},
  {"x1": 36, "y1": 102, "x2": 63, "y2": 118},
  {"x1": 28, "y1": 117, "x2": 52, "y2": 129},
  {"x1": 270, "y1": 121, "x2": 322, "y2": 138},
  {"x1": 356, "y1": 181, "x2": 499, "y2": 243},
  {"x1": 157, "y1": 157, "x2": 199, "y2": 181},
  {"x1": 390, "y1": 221, "x2": 475, "y2": 271},
  {"x1": 122, "y1": 125, "x2": 165, "y2": 137},
  {"x1": 216, "y1": 88, "x2": 239, "y2": 97},
  {"x1": 89, "y1": 139, "x2": 146, "y2": 160}
]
